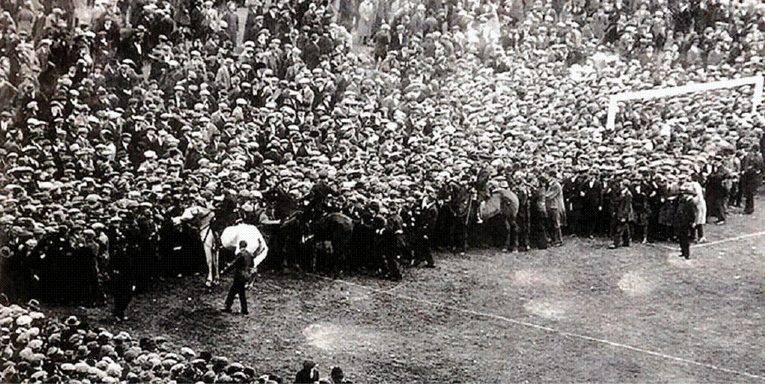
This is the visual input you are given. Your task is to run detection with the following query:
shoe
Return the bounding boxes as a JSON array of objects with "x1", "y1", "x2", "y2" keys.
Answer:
[
  {"x1": 715, "y1": 220, "x2": 725, "y2": 225},
  {"x1": 240, "y1": 311, "x2": 249, "y2": 315},
  {"x1": 684, "y1": 255, "x2": 690, "y2": 260},
  {"x1": 698, "y1": 237, "x2": 707, "y2": 243},
  {"x1": 608, "y1": 245, "x2": 618, "y2": 249},
  {"x1": 221, "y1": 308, "x2": 232, "y2": 313}
]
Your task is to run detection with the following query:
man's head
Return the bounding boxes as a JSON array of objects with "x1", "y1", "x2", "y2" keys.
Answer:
[{"x1": 238, "y1": 240, "x2": 247, "y2": 250}]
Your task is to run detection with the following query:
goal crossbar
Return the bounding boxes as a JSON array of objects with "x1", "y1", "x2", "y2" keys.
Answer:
[{"x1": 606, "y1": 75, "x2": 764, "y2": 130}]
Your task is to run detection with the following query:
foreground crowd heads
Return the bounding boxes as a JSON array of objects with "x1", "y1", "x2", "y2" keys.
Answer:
[{"x1": 0, "y1": 301, "x2": 352, "y2": 383}]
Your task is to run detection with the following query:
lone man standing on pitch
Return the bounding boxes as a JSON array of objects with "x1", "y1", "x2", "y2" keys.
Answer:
[
  {"x1": 674, "y1": 184, "x2": 697, "y2": 260},
  {"x1": 222, "y1": 240, "x2": 254, "y2": 315}
]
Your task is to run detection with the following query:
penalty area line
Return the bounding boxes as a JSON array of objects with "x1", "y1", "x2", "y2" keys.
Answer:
[
  {"x1": 644, "y1": 230, "x2": 765, "y2": 252},
  {"x1": 308, "y1": 273, "x2": 765, "y2": 381},
  {"x1": 692, "y1": 230, "x2": 765, "y2": 249}
]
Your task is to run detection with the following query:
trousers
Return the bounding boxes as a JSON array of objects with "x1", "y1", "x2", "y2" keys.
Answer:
[
  {"x1": 678, "y1": 226, "x2": 692, "y2": 259},
  {"x1": 612, "y1": 220, "x2": 631, "y2": 247},
  {"x1": 225, "y1": 278, "x2": 248, "y2": 314}
]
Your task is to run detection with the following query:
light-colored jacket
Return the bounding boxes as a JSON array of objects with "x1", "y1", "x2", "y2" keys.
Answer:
[{"x1": 690, "y1": 181, "x2": 707, "y2": 226}]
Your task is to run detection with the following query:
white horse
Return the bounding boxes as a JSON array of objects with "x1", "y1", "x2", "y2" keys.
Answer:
[
  {"x1": 174, "y1": 208, "x2": 270, "y2": 287},
  {"x1": 173, "y1": 206, "x2": 219, "y2": 286},
  {"x1": 220, "y1": 224, "x2": 269, "y2": 286}
]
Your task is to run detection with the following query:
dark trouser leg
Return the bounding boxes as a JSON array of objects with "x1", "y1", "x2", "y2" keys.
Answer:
[
  {"x1": 733, "y1": 178, "x2": 743, "y2": 207},
  {"x1": 225, "y1": 280, "x2": 238, "y2": 310},
  {"x1": 744, "y1": 189, "x2": 755, "y2": 214},
  {"x1": 586, "y1": 214, "x2": 597, "y2": 237},
  {"x1": 678, "y1": 227, "x2": 690, "y2": 258},
  {"x1": 696, "y1": 224, "x2": 704, "y2": 239},
  {"x1": 612, "y1": 222, "x2": 623, "y2": 246},
  {"x1": 532, "y1": 213, "x2": 548, "y2": 249},
  {"x1": 418, "y1": 235, "x2": 434, "y2": 266},
  {"x1": 237, "y1": 280, "x2": 247, "y2": 314},
  {"x1": 113, "y1": 290, "x2": 132, "y2": 318},
  {"x1": 716, "y1": 198, "x2": 726, "y2": 221},
  {"x1": 517, "y1": 217, "x2": 530, "y2": 250},
  {"x1": 225, "y1": 279, "x2": 247, "y2": 313},
  {"x1": 112, "y1": 276, "x2": 131, "y2": 318},
  {"x1": 385, "y1": 252, "x2": 401, "y2": 280},
  {"x1": 549, "y1": 210, "x2": 562, "y2": 244},
  {"x1": 638, "y1": 222, "x2": 648, "y2": 242}
]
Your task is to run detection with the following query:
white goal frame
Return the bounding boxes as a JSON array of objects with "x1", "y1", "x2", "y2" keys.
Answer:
[{"x1": 606, "y1": 75, "x2": 764, "y2": 130}]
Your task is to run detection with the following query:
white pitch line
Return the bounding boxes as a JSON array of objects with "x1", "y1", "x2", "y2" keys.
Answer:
[
  {"x1": 644, "y1": 230, "x2": 765, "y2": 252},
  {"x1": 691, "y1": 230, "x2": 765, "y2": 249},
  {"x1": 381, "y1": 283, "x2": 406, "y2": 294},
  {"x1": 309, "y1": 273, "x2": 765, "y2": 381}
]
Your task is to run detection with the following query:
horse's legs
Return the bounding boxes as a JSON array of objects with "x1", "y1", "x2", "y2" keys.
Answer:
[
  {"x1": 334, "y1": 239, "x2": 346, "y2": 276},
  {"x1": 210, "y1": 236, "x2": 220, "y2": 285},
  {"x1": 203, "y1": 239, "x2": 213, "y2": 287},
  {"x1": 461, "y1": 220, "x2": 469, "y2": 252},
  {"x1": 201, "y1": 231, "x2": 216, "y2": 287}
]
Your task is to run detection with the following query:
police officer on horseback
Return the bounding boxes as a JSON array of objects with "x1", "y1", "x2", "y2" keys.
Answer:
[
  {"x1": 474, "y1": 162, "x2": 494, "y2": 224},
  {"x1": 303, "y1": 170, "x2": 337, "y2": 222}
]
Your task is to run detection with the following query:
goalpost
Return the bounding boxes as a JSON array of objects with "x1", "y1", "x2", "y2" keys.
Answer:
[{"x1": 606, "y1": 75, "x2": 764, "y2": 130}]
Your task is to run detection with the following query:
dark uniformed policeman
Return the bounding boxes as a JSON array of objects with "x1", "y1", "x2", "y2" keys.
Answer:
[
  {"x1": 110, "y1": 217, "x2": 136, "y2": 322},
  {"x1": 222, "y1": 240, "x2": 254, "y2": 315},
  {"x1": 674, "y1": 185, "x2": 697, "y2": 260},
  {"x1": 610, "y1": 179, "x2": 633, "y2": 249},
  {"x1": 412, "y1": 196, "x2": 438, "y2": 268}
]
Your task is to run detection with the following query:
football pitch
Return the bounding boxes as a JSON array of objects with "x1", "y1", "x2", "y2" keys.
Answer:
[{"x1": 50, "y1": 197, "x2": 765, "y2": 383}]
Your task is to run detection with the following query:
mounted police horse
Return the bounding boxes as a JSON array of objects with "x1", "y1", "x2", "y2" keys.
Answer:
[
  {"x1": 446, "y1": 183, "x2": 520, "y2": 251},
  {"x1": 173, "y1": 206, "x2": 269, "y2": 287},
  {"x1": 263, "y1": 188, "x2": 355, "y2": 274}
]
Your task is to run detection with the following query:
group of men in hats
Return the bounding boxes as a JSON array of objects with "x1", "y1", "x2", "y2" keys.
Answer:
[
  {"x1": 0, "y1": 0, "x2": 763, "y2": 313},
  {"x1": 0, "y1": 301, "x2": 352, "y2": 383}
]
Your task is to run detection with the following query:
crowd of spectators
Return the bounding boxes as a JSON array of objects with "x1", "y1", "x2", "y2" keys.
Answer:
[
  {"x1": 0, "y1": 301, "x2": 351, "y2": 383},
  {"x1": 0, "y1": 0, "x2": 763, "y2": 296}
]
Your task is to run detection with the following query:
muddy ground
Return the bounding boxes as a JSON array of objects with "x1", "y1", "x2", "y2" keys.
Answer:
[{"x1": 46, "y1": 198, "x2": 765, "y2": 383}]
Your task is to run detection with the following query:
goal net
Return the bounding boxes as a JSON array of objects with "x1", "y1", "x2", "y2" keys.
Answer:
[{"x1": 606, "y1": 75, "x2": 764, "y2": 130}]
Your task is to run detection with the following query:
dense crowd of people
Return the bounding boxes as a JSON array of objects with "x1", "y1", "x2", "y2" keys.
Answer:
[
  {"x1": 0, "y1": 0, "x2": 764, "y2": 302},
  {"x1": 0, "y1": 301, "x2": 352, "y2": 383}
]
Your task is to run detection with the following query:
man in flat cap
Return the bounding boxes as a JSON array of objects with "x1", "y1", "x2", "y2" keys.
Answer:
[
  {"x1": 609, "y1": 179, "x2": 633, "y2": 249},
  {"x1": 221, "y1": 240, "x2": 254, "y2": 315},
  {"x1": 674, "y1": 183, "x2": 697, "y2": 260},
  {"x1": 741, "y1": 144, "x2": 764, "y2": 214}
]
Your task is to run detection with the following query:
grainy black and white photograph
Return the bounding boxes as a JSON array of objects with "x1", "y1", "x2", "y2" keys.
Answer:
[{"x1": 0, "y1": 0, "x2": 763, "y2": 382}]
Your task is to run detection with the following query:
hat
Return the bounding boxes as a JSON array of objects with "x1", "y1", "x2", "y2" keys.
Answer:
[{"x1": 64, "y1": 316, "x2": 80, "y2": 327}]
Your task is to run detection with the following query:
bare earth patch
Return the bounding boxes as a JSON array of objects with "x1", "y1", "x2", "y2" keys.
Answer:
[
  {"x1": 303, "y1": 322, "x2": 383, "y2": 353},
  {"x1": 666, "y1": 252, "x2": 698, "y2": 268},
  {"x1": 523, "y1": 299, "x2": 568, "y2": 320},
  {"x1": 512, "y1": 269, "x2": 563, "y2": 287},
  {"x1": 618, "y1": 271, "x2": 654, "y2": 296},
  {"x1": 43, "y1": 195, "x2": 765, "y2": 383}
]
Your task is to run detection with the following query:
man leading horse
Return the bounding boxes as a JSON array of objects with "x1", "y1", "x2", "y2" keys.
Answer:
[{"x1": 173, "y1": 195, "x2": 268, "y2": 287}]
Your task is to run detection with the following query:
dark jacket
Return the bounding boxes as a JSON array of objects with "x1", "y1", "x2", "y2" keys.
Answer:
[
  {"x1": 673, "y1": 194, "x2": 696, "y2": 229},
  {"x1": 613, "y1": 187, "x2": 633, "y2": 222},
  {"x1": 226, "y1": 249, "x2": 254, "y2": 282},
  {"x1": 294, "y1": 367, "x2": 319, "y2": 384}
]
